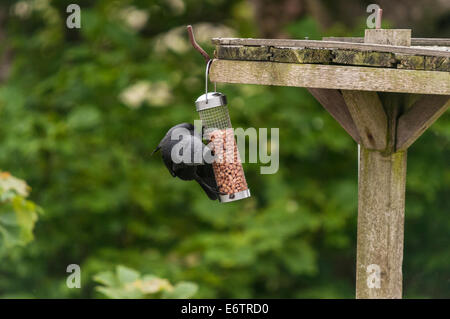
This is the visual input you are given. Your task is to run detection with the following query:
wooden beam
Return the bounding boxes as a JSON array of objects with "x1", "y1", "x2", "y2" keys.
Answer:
[
  {"x1": 209, "y1": 60, "x2": 450, "y2": 95},
  {"x1": 396, "y1": 95, "x2": 450, "y2": 151},
  {"x1": 341, "y1": 91, "x2": 387, "y2": 151},
  {"x1": 356, "y1": 147, "x2": 407, "y2": 299},
  {"x1": 217, "y1": 45, "x2": 448, "y2": 71},
  {"x1": 307, "y1": 88, "x2": 361, "y2": 143},
  {"x1": 212, "y1": 38, "x2": 450, "y2": 58}
]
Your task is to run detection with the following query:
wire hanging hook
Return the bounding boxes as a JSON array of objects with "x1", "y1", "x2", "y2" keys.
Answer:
[
  {"x1": 187, "y1": 25, "x2": 211, "y2": 63},
  {"x1": 205, "y1": 59, "x2": 212, "y2": 96},
  {"x1": 188, "y1": 25, "x2": 216, "y2": 103}
]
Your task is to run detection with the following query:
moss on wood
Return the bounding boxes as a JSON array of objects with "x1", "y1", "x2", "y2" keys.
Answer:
[
  {"x1": 333, "y1": 49, "x2": 396, "y2": 67},
  {"x1": 396, "y1": 54, "x2": 425, "y2": 70},
  {"x1": 270, "y1": 47, "x2": 332, "y2": 64},
  {"x1": 215, "y1": 45, "x2": 271, "y2": 61},
  {"x1": 425, "y1": 56, "x2": 450, "y2": 71},
  {"x1": 215, "y1": 44, "x2": 450, "y2": 72}
]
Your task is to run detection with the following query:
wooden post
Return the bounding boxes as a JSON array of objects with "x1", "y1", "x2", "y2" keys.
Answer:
[
  {"x1": 351, "y1": 29, "x2": 411, "y2": 299},
  {"x1": 356, "y1": 147, "x2": 407, "y2": 298}
]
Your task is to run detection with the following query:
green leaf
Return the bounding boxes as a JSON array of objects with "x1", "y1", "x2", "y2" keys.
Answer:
[
  {"x1": 116, "y1": 265, "x2": 140, "y2": 284},
  {"x1": 163, "y1": 282, "x2": 198, "y2": 299}
]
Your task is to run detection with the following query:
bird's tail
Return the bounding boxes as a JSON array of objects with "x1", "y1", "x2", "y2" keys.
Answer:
[{"x1": 151, "y1": 145, "x2": 161, "y2": 156}]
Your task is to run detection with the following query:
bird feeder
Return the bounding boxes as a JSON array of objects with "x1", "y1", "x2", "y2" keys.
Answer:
[
  {"x1": 187, "y1": 25, "x2": 251, "y2": 203},
  {"x1": 195, "y1": 92, "x2": 251, "y2": 203}
]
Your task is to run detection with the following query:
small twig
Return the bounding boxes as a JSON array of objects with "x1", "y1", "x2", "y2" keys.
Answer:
[
  {"x1": 376, "y1": 8, "x2": 383, "y2": 29},
  {"x1": 187, "y1": 25, "x2": 211, "y2": 63}
]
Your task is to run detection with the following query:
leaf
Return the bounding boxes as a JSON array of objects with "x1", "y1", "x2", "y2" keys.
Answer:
[
  {"x1": 163, "y1": 282, "x2": 198, "y2": 299},
  {"x1": 93, "y1": 271, "x2": 117, "y2": 286},
  {"x1": 93, "y1": 266, "x2": 197, "y2": 299},
  {"x1": 12, "y1": 197, "x2": 39, "y2": 243},
  {"x1": 116, "y1": 265, "x2": 140, "y2": 284},
  {"x1": 0, "y1": 172, "x2": 41, "y2": 249},
  {"x1": 0, "y1": 172, "x2": 29, "y2": 197}
]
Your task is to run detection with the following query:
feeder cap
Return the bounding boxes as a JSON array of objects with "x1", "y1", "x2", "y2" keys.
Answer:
[{"x1": 195, "y1": 92, "x2": 227, "y2": 111}]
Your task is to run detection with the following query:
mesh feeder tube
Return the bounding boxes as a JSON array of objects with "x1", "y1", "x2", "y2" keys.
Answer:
[{"x1": 195, "y1": 92, "x2": 251, "y2": 203}]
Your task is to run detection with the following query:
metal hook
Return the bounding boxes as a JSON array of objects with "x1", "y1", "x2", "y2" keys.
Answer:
[
  {"x1": 187, "y1": 25, "x2": 211, "y2": 63},
  {"x1": 205, "y1": 59, "x2": 213, "y2": 103}
]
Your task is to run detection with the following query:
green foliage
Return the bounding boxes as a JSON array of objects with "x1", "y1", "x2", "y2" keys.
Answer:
[
  {"x1": 0, "y1": 172, "x2": 41, "y2": 249},
  {"x1": 0, "y1": 0, "x2": 448, "y2": 299},
  {"x1": 94, "y1": 265, "x2": 197, "y2": 299}
]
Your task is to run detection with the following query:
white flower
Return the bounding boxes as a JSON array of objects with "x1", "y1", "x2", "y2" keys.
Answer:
[
  {"x1": 119, "y1": 81, "x2": 172, "y2": 109},
  {"x1": 119, "y1": 6, "x2": 149, "y2": 31}
]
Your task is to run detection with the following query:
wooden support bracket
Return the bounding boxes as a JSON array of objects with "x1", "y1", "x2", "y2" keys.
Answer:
[
  {"x1": 341, "y1": 91, "x2": 387, "y2": 151},
  {"x1": 307, "y1": 88, "x2": 361, "y2": 143},
  {"x1": 396, "y1": 95, "x2": 450, "y2": 151}
]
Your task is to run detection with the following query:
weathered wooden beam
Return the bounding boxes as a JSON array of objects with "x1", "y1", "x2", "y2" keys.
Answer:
[
  {"x1": 396, "y1": 95, "x2": 450, "y2": 151},
  {"x1": 209, "y1": 60, "x2": 450, "y2": 95},
  {"x1": 307, "y1": 88, "x2": 361, "y2": 143},
  {"x1": 323, "y1": 37, "x2": 450, "y2": 46},
  {"x1": 212, "y1": 38, "x2": 450, "y2": 58},
  {"x1": 356, "y1": 147, "x2": 407, "y2": 299},
  {"x1": 341, "y1": 91, "x2": 387, "y2": 150},
  {"x1": 216, "y1": 44, "x2": 449, "y2": 71}
]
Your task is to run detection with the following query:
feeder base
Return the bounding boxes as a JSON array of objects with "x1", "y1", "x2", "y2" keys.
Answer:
[{"x1": 219, "y1": 189, "x2": 251, "y2": 203}]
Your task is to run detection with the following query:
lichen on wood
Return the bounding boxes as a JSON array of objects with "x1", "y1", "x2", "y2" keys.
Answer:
[
  {"x1": 270, "y1": 47, "x2": 332, "y2": 64},
  {"x1": 333, "y1": 49, "x2": 396, "y2": 67},
  {"x1": 425, "y1": 56, "x2": 450, "y2": 71},
  {"x1": 215, "y1": 44, "x2": 450, "y2": 71},
  {"x1": 395, "y1": 54, "x2": 425, "y2": 70},
  {"x1": 215, "y1": 45, "x2": 271, "y2": 61}
]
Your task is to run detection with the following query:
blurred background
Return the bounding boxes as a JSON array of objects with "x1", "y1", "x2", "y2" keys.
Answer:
[{"x1": 0, "y1": 0, "x2": 449, "y2": 298}]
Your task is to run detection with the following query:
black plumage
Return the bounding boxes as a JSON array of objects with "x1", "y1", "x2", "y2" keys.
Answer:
[{"x1": 152, "y1": 123, "x2": 221, "y2": 200}]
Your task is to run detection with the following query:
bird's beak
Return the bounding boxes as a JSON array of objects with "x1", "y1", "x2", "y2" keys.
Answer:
[{"x1": 151, "y1": 146, "x2": 161, "y2": 156}]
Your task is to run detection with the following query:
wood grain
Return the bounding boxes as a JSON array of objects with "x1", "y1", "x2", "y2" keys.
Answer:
[
  {"x1": 209, "y1": 59, "x2": 450, "y2": 95},
  {"x1": 341, "y1": 91, "x2": 387, "y2": 150},
  {"x1": 364, "y1": 29, "x2": 411, "y2": 47},
  {"x1": 356, "y1": 147, "x2": 407, "y2": 299},
  {"x1": 396, "y1": 95, "x2": 450, "y2": 151}
]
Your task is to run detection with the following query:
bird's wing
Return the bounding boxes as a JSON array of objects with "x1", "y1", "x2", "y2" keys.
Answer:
[{"x1": 195, "y1": 164, "x2": 219, "y2": 200}]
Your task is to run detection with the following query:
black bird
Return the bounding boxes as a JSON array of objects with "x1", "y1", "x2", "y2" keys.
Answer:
[{"x1": 152, "y1": 123, "x2": 221, "y2": 200}]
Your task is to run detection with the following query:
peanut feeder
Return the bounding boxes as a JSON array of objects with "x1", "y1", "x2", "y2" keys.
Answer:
[{"x1": 195, "y1": 92, "x2": 251, "y2": 203}]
